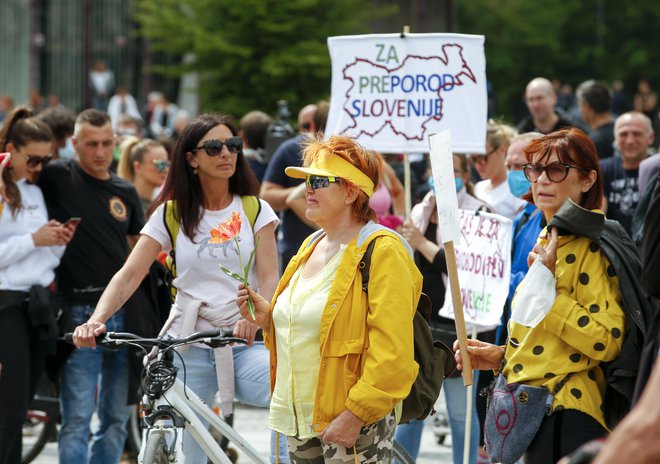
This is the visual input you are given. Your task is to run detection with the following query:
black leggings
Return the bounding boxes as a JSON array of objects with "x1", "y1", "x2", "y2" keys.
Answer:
[
  {"x1": 525, "y1": 409, "x2": 607, "y2": 464},
  {"x1": 0, "y1": 301, "x2": 46, "y2": 464}
]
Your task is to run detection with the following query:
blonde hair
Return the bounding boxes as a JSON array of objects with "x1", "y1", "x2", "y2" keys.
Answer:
[
  {"x1": 117, "y1": 137, "x2": 164, "y2": 181},
  {"x1": 302, "y1": 135, "x2": 381, "y2": 223},
  {"x1": 487, "y1": 119, "x2": 517, "y2": 150}
]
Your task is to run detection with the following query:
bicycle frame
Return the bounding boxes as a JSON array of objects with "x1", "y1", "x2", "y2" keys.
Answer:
[{"x1": 138, "y1": 377, "x2": 268, "y2": 464}]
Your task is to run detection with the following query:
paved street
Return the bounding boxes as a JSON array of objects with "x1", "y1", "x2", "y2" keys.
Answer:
[{"x1": 32, "y1": 403, "x2": 454, "y2": 463}]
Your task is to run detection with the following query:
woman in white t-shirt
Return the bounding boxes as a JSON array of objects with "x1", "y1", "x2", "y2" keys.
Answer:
[
  {"x1": 72, "y1": 114, "x2": 286, "y2": 463},
  {"x1": 0, "y1": 107, "x2": 76, "y2": 462},
  {"x1": 471, "y1": 120, "x2": 527, "y2": 220}
]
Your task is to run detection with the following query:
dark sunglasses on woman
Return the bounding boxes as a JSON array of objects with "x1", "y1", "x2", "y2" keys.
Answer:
[
  {"x1": 192, "y1": 136, "x2": 243, "y2": 156},
  {"x1": 523, "y1": 162, "x2": 588, "y2": 183},
  {"x1": 305, "y1": 175, "x2": 340, "y2": 190},
  {"x1": 24, "y1": 155, "x2": 53, "y2": 168},
  {"x1": 152, "y1": 159, "x2": 171, "y2": 172}
]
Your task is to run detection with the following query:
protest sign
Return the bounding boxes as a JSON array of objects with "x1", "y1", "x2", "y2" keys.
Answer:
[
  {"x1": 326, "y1": 33, "x2": 487, "y2": 153},
  {"x1": 439, "y1": 210, "x2": 512, "y2": 331},
  {"x1": 428, "y1": 131, "x2": 460, "y2": 243}
]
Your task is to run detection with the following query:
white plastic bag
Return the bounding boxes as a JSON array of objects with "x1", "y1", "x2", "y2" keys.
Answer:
[{"x1": 510, "y1": 258, "x2": 556, "y2": 328}]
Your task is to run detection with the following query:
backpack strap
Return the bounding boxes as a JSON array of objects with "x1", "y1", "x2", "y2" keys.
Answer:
[
  {"x1": 163, "y1": 200, "x2": 180, "y2": 302},
  {"x1": 241, "y1": 195, "x2": 261, "y2": 232},
  {"x1": 359, "y1": 240, "x2": 377, "y2": 292}
]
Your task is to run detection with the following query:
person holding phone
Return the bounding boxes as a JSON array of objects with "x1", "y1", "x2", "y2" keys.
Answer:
[{"x1": 0, "y1": 107, "x2": 77, "y2": 464}]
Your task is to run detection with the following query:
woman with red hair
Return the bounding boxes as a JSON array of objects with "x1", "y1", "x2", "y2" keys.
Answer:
[
  {"x1": 238, "y1": 135, "x2": 421, "y2": 462},
  {"x1": 455, "y1": 129, "x2": 625, "y2": 464}
]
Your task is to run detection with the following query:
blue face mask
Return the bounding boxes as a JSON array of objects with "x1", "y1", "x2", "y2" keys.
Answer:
[
  {"x1": 507, "y1": 170, "x2": 531, "y2": 198},
  {"x1": 427, "y1": 176, "x2": 463, "y2": 193},
  {"x1": 427, "y1": 176, "x2": 435, "y2": 193}
]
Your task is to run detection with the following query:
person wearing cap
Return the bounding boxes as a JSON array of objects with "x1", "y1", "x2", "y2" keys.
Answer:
[{"x1": 237, "y1": 135, "x2": 421, "y2": 462}]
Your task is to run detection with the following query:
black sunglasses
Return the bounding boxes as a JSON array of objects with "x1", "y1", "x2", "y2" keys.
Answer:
[
  {"x1": 305, "y1": 175, "x2": 340, "y2": 190},
  {"x1": 468, "y1": 146, "x2": 499, "y2": 164},
  {"x1": 152, "y1": 159, "x2": 171, "y2": 172},
  {"x1": 192, "y1": 136, "x2": 242, "y2": 156},
  {"x1": 522, "y1": 162, "x2": 587, "y2": 183},
  {"x1": 24, "y1": 155, "x2": 53, "y2": 168}
]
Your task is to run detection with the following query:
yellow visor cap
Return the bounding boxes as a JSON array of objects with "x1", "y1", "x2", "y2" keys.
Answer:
[{"x1": 285, "y1": 150, "x2": 375, "y2": 197}]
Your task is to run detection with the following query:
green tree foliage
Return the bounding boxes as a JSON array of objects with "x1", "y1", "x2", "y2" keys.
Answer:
[
  {"x1": 457, "y1": 0, "x2": 660, "y2": 120},
  {"x1": 134, "y1": 0, "x2": 397, "y2": 118}
]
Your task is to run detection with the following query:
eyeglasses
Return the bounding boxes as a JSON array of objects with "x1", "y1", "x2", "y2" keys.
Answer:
[
  {"x1": 24, "y1": 155, "x2": 53, "y2": 168},
  {"x1": 468, "y1": 146, "x2": 498, "y2": 164},
  {"x1": 522, "y1": 162, "x2": 587, "y2": 183},
  {"x1": 192, "y1": 136, "x2": 243, "y2": 156},
  {"x1": 305, "y1": 175, "x2": 340, "y2": 190},
  {"x1": 152, "y1": 159, "x2": 171, "y2": 172}
]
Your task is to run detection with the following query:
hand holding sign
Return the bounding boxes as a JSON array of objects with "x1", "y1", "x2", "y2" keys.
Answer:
[{"x1": 428, "y1": 131, "x2": 472, "y2": 385}]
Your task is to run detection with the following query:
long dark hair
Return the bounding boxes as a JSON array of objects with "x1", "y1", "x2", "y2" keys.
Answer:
[
  {"x1": 0, "y1": 107, "x2": 53, "y2": 215},
  {"x1": 153, "y1": 114, "x2": 259, "y2": 240}
]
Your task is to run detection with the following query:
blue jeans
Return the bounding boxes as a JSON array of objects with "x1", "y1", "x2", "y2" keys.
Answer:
[
  {"x1": 174, "y1": 344, "x2": 289, "y2": 464},
  {"x1": 58, "y1": 306, "x2": 132, "y2": 464},
  {"x1": 394, "y1": 373, "x2": 480, "y2": 464}
]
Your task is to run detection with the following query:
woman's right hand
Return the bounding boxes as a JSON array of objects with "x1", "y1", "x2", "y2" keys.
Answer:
[
  {"x1": 32, "y1": 220, "x2": 67, "y2": 246},
  {"x1": 453, "y1": 339, "x2": 504, "y2": 371},
  {"x1": 237, "y1": 284, "x2": 271, "y2": 333},
  {"x1": 72, "y1": 320, "x2": 107, "y2": 348},
  {"x1": 400, "y1": 219, "x2": 425, "y2": 250}
]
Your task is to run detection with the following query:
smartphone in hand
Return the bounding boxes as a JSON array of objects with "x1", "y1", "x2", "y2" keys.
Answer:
[{"x1": 63, "y1": 217, "x2": 82, "y2": 227}]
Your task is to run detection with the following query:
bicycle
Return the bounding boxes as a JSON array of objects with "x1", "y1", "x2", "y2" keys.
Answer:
[{"x1": 65, "y1": 329, "x2": 268, "y2": 464}]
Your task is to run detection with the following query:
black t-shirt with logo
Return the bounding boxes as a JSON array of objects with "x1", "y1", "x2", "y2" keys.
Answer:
[
  {"x1": 39, "y1": 160, "x2": 144, "y2": 303},
  {"x1": 600, "y1": 156, "x2": 639, "y2": 236}
]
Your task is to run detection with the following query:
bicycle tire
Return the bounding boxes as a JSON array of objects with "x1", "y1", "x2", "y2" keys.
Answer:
[
  {"x1": 142, "y1": 431, "x2": 170, "y2": 464},
  {"x1": 126, "y1": 404, "x2": 142, "y2": 453},
  {"x1": 392, "y1": 440, "x2": 415, "y2": 464},
  {"x1": 21, "y1": 411, "x2": 56, "y2": 464}
]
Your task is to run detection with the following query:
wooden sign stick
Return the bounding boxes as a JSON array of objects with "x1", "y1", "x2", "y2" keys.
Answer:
[{"x1": 443, "y1": 240, "x2": 473, "y2": 385}]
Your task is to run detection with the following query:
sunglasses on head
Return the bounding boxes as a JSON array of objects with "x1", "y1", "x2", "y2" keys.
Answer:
[
  {"x1": 305, "y1": 175, "x2": 340, "y2": 190},
  {"x1": 152, "y1": 159, "x2": 171, "y2": 172},
  {"x1": 192, "y1": 136, "x2": 242, "y2": 156},
  {"x1": 523, "y1": 162, "x2": 588, "y2": 183},
  {"x1": 24, "y1": 155, "x2": 53, "y2": 168}
]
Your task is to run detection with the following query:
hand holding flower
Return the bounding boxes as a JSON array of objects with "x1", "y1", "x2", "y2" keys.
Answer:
[
  {"x1": 237, "y1": 284, "x2": 271, "y2": 333},
  {"x1": 210, "y1": 211, "x2": 260, "y2": 319}
]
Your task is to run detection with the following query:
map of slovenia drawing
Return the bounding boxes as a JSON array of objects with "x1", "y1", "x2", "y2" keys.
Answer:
[{"x1": 340, "y1": 43, "x2": 477, "y2": 141}]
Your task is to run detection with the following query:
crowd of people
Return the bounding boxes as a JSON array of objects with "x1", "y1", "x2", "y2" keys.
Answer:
[{"x1": 0, "y1": 72, "x2": 658, "y2": 464}]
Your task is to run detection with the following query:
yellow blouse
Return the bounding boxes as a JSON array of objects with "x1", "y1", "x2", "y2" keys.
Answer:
[
  {"x1": 506, "y1": 230, "x2": 626, "y2": 429},
  {"x1": 268, "y1": 246, "x2": 346, "y2": 438}
]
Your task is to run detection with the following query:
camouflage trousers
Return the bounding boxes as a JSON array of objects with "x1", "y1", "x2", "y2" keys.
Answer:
[{"x1": 287, "y1": 411, "x2": 396, "y2": 463}]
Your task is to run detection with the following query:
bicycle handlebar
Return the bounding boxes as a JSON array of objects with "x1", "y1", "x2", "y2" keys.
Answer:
[{"x1": 62, "y1": 329, "x2": 246, "y2": 349}]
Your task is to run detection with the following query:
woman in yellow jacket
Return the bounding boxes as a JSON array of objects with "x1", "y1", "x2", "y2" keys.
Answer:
[{"x1": 237, "y1": 135, "x2": 421, "y2": 463}]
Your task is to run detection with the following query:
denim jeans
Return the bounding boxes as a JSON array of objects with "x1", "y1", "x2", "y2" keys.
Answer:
[
  {"x1": 394, "y1": 373, "x2": 480, "y2": 464},
  {"x1": 173, "y1": 344, "x2": 289, "y2": 464},
  {"x1": 58, "y1": 305, "x2": 132, "y2": 464}
]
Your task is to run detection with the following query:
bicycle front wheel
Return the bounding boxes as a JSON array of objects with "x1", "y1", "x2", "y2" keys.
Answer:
[
  {"x1": 22, "y1": 410, "x2": 56, "y2": 464},
  {"x1": 392, "y1": 439, "x2": 415, "y2": 464},
  {"x1": 142, "y1": 431, "x2": 170, "y2": 464}
]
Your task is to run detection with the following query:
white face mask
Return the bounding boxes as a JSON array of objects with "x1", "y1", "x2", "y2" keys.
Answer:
[
  {"x1": 58, "y1": 137, "x2": 76, "y2": 160},
  {"x1": 509, "y1": 258, "x2": 556, "y2": 328}
]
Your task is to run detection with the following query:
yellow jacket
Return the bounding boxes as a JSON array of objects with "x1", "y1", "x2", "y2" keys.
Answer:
[{"x1": 264, "y1": 224, "x2": 422, "y2": 432}]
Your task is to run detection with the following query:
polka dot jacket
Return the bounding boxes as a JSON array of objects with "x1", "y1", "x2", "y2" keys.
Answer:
[{"x1": 505, "y1": 228, "x2": 627, "y2": 430}]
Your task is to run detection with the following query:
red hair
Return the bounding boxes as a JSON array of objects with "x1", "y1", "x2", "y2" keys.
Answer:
[
  {"x1": 522, "y1": 128, "x2": 603, "y2": 210},
  {"x1": 302, "y1": 135, "x2": 381, "y2": 223}
]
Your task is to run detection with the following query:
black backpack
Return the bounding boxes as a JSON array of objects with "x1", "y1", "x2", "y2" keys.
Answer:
[
  {"x1": 598, "y1": 219, "x2": 659, "y2": 428},
  {"x1": 359, "y1": 239, "x2": 456, "y2": 423}
]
